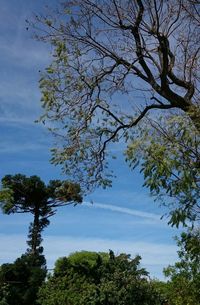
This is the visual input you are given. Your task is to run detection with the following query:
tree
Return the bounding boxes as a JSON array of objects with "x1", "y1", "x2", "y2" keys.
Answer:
[
  {"x1": 30, "y1": 0, "x2": 200, "y2": 192},
  {"x1": 0, "y1": 253, "x2": 46, "y2": 305},
  {"x1": 126, "y1": 114, "x2": 200, "y2": 227},
  {"x1": 38, "y1": 250, "x2": 163, "y2": 305},
  {"x1": 163, "y1": 229, "x2": 200, "y2": 305},
  {"x1": 0, "y1": 174, "x2": 82, "y2": 255}
]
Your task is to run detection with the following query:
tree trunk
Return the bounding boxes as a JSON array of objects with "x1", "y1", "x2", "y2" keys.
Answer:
[{"x1": 28, "y1": 205, "x2": 41, "y2": 256}]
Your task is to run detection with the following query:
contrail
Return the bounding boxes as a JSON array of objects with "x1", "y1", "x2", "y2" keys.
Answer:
[{"x1": 83, "y1": 202, "x2": 161, "y2": 221}]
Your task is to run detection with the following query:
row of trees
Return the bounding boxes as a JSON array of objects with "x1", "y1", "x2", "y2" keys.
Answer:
[
  {"x1": 37, "y1": 237, "x2": 200, "y2": 305},
  {"x1": 0, "y1": 174, "x2": 200, "y2": 305},
  {"x1": 1, "y1": 237, "x2": 199, "y2": 305}
]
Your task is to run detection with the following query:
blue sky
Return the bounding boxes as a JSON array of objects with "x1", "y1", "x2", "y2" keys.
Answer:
[{"x1": 0, "y1": 0, "x2": 181, "y2": 280}]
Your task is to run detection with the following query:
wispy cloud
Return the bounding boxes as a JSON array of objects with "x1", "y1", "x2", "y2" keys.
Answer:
[
  {"x1": 0, "y1": 40, "x2": 51, "y2": 69},
  {"x1": 0, "y1": 141, "x2": 50, "y2": 154},
  {"x1": 0, "y1": 1, "x2": 51, "y2": 129},
  {"x1": 0, "y1": 234, "x2": 27, "y2": 261},
  {"x1": 0, "y1": 117, "x2": 37, "y2": 126},
  {"x1": 0, "y1": 234, "x2": 178, "y2": 279},
  {"x1": 0, "y1": 0, "x2": 50, "y2": 69},
  {"x1": 44, "y1": 235, "x2": 178, "y2": 266},
  {"x1": 0, "y1": 217, "x2": 30, "y2": 227},
  {"x1": 0, "y1": 80, "x2": 40, "y2": 102}
]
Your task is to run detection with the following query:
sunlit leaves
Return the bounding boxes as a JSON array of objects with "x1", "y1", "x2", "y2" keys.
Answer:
[
  {"x1": 163, "y1": 229, "x2": 200, "y2": 305},
  {"x1": 38, "y1": 250, "x2": 162, "y2": 305},
  {"x1": 0, "y1": 188, "x2": 14, "y2": 214},
  {"x1": 126, "y1": 115, "x2": 200, "y2": 227}
]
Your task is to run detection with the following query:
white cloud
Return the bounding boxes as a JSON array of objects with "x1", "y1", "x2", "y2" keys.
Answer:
[
  {"x1": 0, "y1": 234, "x2": 27, "y2": 261},
  {"x1": 44, "y1": 235, "x2": 177, "y2": 266},
  {"x1": 0, "y1": 0, "x2": 51, "y2": 69},
  {"x1": 0, "y1": 41, "x2": 51, "y2": 68},
  {"x1": 0, "y1": 141, "x2": 50, "y2": 154},
  {"x1": 0, "y1": 80, "x2": 40, "y2": 102},
  {"x1": 0, "y1": 117, "x2": 37, "y2": 126},
  {"x1": 0, "y1": 234, "x2": 178, "y2": 279},
  {"x1": 0, "y1": 218, "x2": 30, "y2": 227}
]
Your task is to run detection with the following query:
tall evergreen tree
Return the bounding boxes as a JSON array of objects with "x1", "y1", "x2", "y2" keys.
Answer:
[{"x1": 0, "y1": 174, "x2": 82, "y2": 255}]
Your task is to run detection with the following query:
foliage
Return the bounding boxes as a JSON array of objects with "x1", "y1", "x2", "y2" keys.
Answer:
[
  {"x1": 126, "y1": 115, "x2": 200, "y2": 227},
  {"x1": 150, "y1": 280, "x2": 169, "y2": 305},
  {"x1": 38, "y1": 250, "x2": 163, "y2": 305},
  {"x1": 163, "y1": 229, "x2": 200, "y2": 305},
  {"x1": 0, "y1": 253, "x2": 46, "y2": 305},
  {"x1": 0, "y1": 174, "x2": 82, "y2": 254},
  {"x1": 30, "y1": 0, "x2": 200, "y2": 192}
]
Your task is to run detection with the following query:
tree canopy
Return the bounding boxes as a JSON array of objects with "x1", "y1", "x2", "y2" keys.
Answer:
[
  {"x1": 0, "y1": 174, "x2": 82, "y2": 255},
  {"x1": 126, "y1": 114, "x2": 200, "y2": 227},
  {"x1": 0, "y1": 253, "x2": 46, "y2": 305},
  {"x1": 163, "y1": 229, "x2": 200, "y2": 305},
  {"x1": 31, "y1": 0, "x2": 200, "y2": 192},
  {"x1": 38, "y1": 250, "x2": 163, "y2": 305}
]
